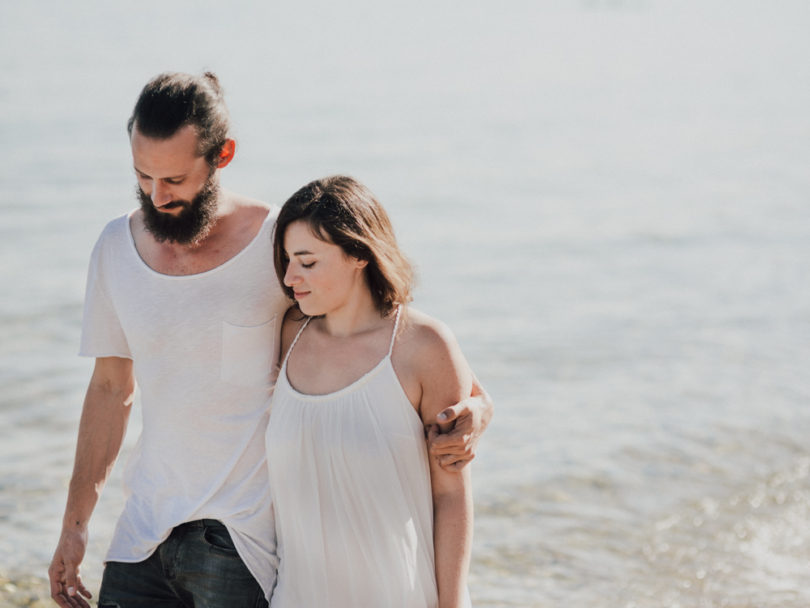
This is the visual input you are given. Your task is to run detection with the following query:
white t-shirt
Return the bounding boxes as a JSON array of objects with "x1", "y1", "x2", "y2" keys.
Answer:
[{"x1": 80, "y1": 207, "x2": 289, "y2": 600}]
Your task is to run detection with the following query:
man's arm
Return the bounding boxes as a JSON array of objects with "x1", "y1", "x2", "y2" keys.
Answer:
[
  {"x1": 428, "y1": 373, "x2": 493, "y2": 472},
  {"x1": 49, "y1": 356, "x2": 135, "y2": 608}
]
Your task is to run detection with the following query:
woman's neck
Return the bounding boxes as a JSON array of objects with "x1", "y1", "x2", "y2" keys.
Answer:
[{"x1": 319, "y1": 290, "x2": 386, "y2": 338}]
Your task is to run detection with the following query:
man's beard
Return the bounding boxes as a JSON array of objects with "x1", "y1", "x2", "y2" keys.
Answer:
[{"x1": 137, "y1": 175, "x2": 220, "y2": 245}]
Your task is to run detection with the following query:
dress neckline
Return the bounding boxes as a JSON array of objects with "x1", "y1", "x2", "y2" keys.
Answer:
[
  {"x1": 281, "y1": 356, "x2": 394, "y2": 402},
  {"x1": 280, "y1": 306, "x2": 402, "y2": 401}
]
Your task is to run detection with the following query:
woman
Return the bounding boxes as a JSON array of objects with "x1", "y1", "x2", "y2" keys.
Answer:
[{"x1": 266, "y1": 175, "x2": 473, "y2": 607}]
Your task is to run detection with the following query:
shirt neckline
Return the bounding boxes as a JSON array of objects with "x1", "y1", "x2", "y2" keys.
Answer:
[{"x1": 124, "y1": 206, "x2": 276, "y2": 280}]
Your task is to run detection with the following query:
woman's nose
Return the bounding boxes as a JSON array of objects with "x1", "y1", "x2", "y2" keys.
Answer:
[{"x1": 284, "y1": 265, "x2": 299, "y2": 287}]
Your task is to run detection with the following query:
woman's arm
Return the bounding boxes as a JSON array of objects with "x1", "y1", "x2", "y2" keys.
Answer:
[
  {"x1": 428, "y1": 374, "x2": 494, "y2": 471},
  {"x1": 415, "y1": 318, "x2": 474, "y2": 608}
]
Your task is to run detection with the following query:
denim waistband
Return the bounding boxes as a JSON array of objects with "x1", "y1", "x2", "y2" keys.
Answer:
[{"x1": 175, "y1": 518, "x2": 224, "y2": 530}]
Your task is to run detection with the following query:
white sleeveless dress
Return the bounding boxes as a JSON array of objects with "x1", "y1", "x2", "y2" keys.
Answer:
[{"x1": 265, "y1": 308, "x2": 469, "y2": 607}]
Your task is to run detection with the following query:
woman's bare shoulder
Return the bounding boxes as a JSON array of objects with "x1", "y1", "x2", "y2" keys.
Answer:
[
  {"x1": 398, "y1": 307, "x2": 472, "y2": 423},
  {"x1": 398, "y1": 307, "x2": 460, "y2": 361}
]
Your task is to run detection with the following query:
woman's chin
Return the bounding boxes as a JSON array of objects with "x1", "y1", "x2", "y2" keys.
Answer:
[{"x1": 296, "y1": 301, "x2": 319, "y2": 317}]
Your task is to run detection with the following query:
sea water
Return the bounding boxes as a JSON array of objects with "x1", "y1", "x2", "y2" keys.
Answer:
[{"x1": 1, "y1": 1, "x2": 810, "y2": 606}]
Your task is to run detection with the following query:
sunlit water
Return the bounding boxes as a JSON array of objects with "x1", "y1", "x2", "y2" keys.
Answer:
[{"x1": 2, "y1": 1, "x2": 810, "y2": 606}]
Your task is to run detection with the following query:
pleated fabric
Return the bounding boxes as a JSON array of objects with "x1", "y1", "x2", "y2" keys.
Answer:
[{"x1": 265, "y1": 309, "x2": 446, "y2": 607}]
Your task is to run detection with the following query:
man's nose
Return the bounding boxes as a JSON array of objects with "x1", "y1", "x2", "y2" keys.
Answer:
[{"x1": 151, "y1": 181, "x2": 173, "y2": 207}]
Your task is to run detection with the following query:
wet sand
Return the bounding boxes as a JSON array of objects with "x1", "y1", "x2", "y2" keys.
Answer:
[{"x1": 0, "y1": 573, "x2": 51, "y2": 608}]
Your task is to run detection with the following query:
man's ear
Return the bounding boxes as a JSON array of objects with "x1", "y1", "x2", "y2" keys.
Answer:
[{"x1": 216, "y1": 139, "x2": 236, "y2": 168}]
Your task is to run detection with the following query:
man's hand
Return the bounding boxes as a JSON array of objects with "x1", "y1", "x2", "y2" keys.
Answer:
[
  {"x1": 48, "y1": 357, "x2": 132, "y2": 607},
  {"x1": 428, "y1": 374, "x2": 493, "y2": 471},
  {"x1": 49, "y1": 526, "x2": 92, "y2": 608}
]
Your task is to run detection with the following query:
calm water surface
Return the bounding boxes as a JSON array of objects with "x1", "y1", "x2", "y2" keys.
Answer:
[{"x1": 2, "y1": 1, "x2": 810, "y2": 606}]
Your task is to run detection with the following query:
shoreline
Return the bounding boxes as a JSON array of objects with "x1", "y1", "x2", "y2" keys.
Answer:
[{"x1": 0, "y1": 572, "x2": 52, "y2": 608}]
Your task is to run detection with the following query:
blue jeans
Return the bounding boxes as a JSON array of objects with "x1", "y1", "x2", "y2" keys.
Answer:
[{"x1": 98, "y1": 519, "x2": 268, "y2": 608}]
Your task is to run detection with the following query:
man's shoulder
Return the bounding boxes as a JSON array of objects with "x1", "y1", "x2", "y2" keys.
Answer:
[
  {"x1": 232, "y1": 194, "x2": 275, "y2": 212},
  {"x1": 94, "y1": 212, "x2": 133, "y2": 247},
  {"x1": 85, "y1": 212, "x2": 136, "y2": 271},
  {"x1": 102, "y1": 211, "x2": 131, "y2": 230},
  {"x1": 230, "y1": 196, "x2": 280, "y2": 226}
]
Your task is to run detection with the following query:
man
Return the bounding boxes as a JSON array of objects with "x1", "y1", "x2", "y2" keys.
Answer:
[{"x1": 49, "y1": 71, "x2": 493, "y2": 608}]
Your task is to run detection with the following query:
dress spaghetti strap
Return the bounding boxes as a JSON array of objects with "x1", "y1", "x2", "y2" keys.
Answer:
[
  {"x1": 386, "y1": 305, "x2": 402, "y2": 358},
  {"x1": 280, "y1": 315, "x2": 312, "y2": 370}
]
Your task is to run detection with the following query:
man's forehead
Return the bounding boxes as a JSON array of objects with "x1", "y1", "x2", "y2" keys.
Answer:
[{"x1": 131, "y1": 124, "x2": 205, "y2": 174}]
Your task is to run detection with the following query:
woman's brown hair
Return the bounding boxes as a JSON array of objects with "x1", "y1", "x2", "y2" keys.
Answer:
[{"x1": 274, "y1": 175, "x2": 414, "y2": 315}]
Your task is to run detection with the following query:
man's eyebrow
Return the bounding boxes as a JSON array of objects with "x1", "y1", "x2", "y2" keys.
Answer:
[{"x1": 133, "y1": 166, "x2": 186, "y2": 180}]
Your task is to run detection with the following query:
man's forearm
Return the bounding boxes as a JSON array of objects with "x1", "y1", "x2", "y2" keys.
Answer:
[{"x1": 62, "y1": 368, "x2": 134, "y2": 529}]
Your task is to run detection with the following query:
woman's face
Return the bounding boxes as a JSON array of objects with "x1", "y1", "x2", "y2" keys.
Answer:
[{"x1": 282, "y1": 220, "x2": 367, "y2": 317}]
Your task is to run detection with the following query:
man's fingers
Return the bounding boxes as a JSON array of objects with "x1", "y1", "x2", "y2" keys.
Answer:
[
  {"x1": 436, "y1": 403, "x2": 463, "y2": 424},
  {"x1": 470, "y1": 373, "x2": 483, "y2": 397},
  {"x1": 61, "y1": 593, "x2": 90, "y2": 608},
  {"x1": 52, "y1": 594, "x2": 70, "y2": 608},
  {"x1": 53, "y1": 588, "x2": 81, "y2": 608},
  {"x1": 428, "y1": 429, "x2": 461, "y2": 454},
  {"x1": 78, "y1": 578, "x2": 93, "y2": 599},
  {"x1": 64, "y1": 561, "x2": 79, "y2": 598},
  {"x1": 48, "y1": 562, "x2": 63, "y2": 598},
  {"x1": 64, "y1": 593, "x2": 80, "y2": 608},
  {"x1": 428, "y1": 426, "x2": 472, "y2": 454},
  {"x1": 438, "y1": 452, "x2": 474, "y2": 471},
  {"x1": 49, "y1": 561, "x2": 73, "y2": 608},
  {"x1": 441, "y1": 460, "x2": 464, "y2": 472},
  {"x1": 439, "y1": 453, "x2": 463, "y2": 469},
  {"x1": 52, "y1": 591, "x2": 73, "y2": 608},
  {"x1": 70, "y1": 591, "x2": 93, "y2": 608}
]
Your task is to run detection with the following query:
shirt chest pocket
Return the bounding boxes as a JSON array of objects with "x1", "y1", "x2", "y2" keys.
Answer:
[{"x1": 221, "y1": 316, "x2": 277, "y2": 387}]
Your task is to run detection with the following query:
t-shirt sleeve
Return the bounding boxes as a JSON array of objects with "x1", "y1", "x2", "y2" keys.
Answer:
[{"x1": 78, "y1": 234, "x2": 132, "y2": 359}]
